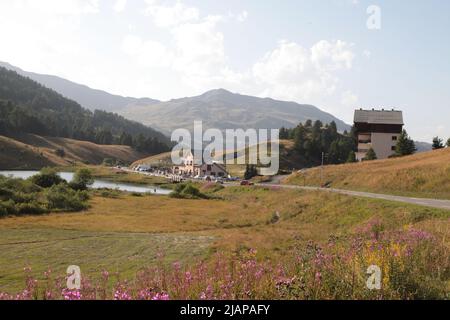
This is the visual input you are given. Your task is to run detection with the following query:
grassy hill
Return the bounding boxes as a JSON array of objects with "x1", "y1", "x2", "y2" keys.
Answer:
[
  {"x1": 131, "y1": 151, "x2": 174, "y2": 168},
  {"x1": 285, "y1": 148, "x2": 450, "y2": 199},
  {"x1": 0, "y1": 134, "x2": 146, "y2": 169},
  {"x1": 131, "y1": 140, "x2": 302, "y2": 178}
]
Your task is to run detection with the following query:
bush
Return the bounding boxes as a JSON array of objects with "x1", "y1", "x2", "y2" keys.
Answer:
[
  {"x1": 0, "y1": 200, "x2": 17, "y2": 216},
  {"x1": 46, "y1": 184, "x2": 89, "y2": 212},
  {"x1": 362, "y1": 148, "x2": 377, "y2": 161},
  {"x1": 0, "y1": 175, "x2": 90, "y2": 218},
  {"x1": 170, "y1": 183, "x2": 209, "y2": 199},
  {"x1": 69, "y1": 169, "x2": 94, "y2": 191},
  {"x1": 102, "y1": 158, "x2": 117, "y2": 167},
  {"x1": 94, "y1": 189, "x2": 121, "y2": 199},
  {"x1": 16, "y1": 202, "x2": 47, "y2": 215},
  {"x1": 54, "y1": 148, "x2": 65, "y2": 158},
  {"x1": 30, "y1": 168, "x2": 65, "y2": 188}
]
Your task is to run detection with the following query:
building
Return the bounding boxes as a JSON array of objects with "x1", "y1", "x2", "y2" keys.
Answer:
[
  {"x1": 134, "y1": 164, "x2": 152, "y2": 172},
  {"x1": 172, "y1": 151, "x2": 228, "y2": 178},
  {"x1": 354, "y1": 109, "x2": 404, "y2": 161}
]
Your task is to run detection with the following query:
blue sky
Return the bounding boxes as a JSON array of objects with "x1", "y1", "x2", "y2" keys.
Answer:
[{"x1": 0, "y1": 0, "x2": 449, "y2": 141}]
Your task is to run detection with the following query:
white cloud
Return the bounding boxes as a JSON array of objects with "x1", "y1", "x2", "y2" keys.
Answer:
[
  {"x1": 113, "y1": 0, "x2": 127, "y2": 13},
  {"x1": 251, "y1": 40, "x2": 355, "y2": 104},
  {"x1": 138, "y1": 2, "x2": 229, "y2": 90},
  {"x1": 171, "y1": 16, "x2": 226, "y2": 77},
  {"x1": 121, "y1": 35, "x2": 173, "y2": 68},
  {"x1": 363, "y1": 49, "x2": 371, "y2": 59},
  {"x1": 144, "y1": 0, "x2": 200, "y2": 28},
  {"x1": 237, "y1": 10, "x2": 248, "y2": 22},
  {"x1": 3, "y1": 0, "x2": 100, "y2": 15},
  {"x1": 311, "y1": 40, "x2": 354, "y2": 72},
  {"x1": 341, "y1": 90, "x2": 359, "y2": 107}
]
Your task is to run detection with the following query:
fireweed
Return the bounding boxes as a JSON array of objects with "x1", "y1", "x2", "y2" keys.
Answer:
[{"x1": 0, "y1": 224, "x2": 448, "y2": 300}]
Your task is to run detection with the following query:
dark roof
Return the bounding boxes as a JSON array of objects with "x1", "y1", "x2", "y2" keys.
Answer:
[{"x1": 354, "y1": 109, "x2": 404, "y2": 125}]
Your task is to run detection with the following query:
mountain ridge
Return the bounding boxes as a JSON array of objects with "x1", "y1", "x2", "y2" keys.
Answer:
[
  {"x1": 120, "y1": 88, "x2": 352, "y2": 134},
  {"x1": 0, "y1": 61, "x2": 160, "y2": 112},
  {"x1": 0, "y1": 62, "x2": 352, "y2": 135}
]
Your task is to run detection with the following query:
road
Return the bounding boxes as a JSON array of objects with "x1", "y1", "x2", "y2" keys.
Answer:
[
  {"x1": 254, "y1": 183, "x2": 450, "y2": 211},
  {"x1": 125, "y1": 168, "x2": 450, "y2": 210}
]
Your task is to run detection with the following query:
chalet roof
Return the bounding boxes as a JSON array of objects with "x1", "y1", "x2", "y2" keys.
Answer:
[{"x1": 354, "y1": 109, "x2": 404, "y2": 125}]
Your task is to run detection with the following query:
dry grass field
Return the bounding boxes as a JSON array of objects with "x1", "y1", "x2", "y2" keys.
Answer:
[
  {"x1": 0, "y1": 134, "x2": 146, "y2": 169},
  {"x1": 285, "y1": 148, "x2": 450, "y2": 199},
  {"x1": 1, "y1": 186, "x2": 448, "y2": 292}
]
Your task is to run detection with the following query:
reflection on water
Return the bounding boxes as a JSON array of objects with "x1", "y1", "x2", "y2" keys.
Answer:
[{"x1": 0, "y1": 171, "x2": 170, "y2": 195}]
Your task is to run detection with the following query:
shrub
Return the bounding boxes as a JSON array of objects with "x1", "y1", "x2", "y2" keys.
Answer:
[
  {"x1": 69, "y1": 169, "x2": 94, "y2": 191},
  {"x1": 362, "y1": 148, "x2": 377, "y2": 161},
  {"x1": 0, "y1": 200, "x2": 17, "y2": 216},
  {"x1": 16, "y1": 202, "x2": 47, "y2": 215},
  {"x1": 30, "y1": 168, "x2": 65, "y2": 188},
  {"x1": 170, "y1": 183, "x2": 209, "y2": 199},
  {"x1": 102, "y1": 158, "x2": 117, "y2": 167},
  {"x1": 54, "y1": 148, "x2": 65, "y2": 158},
  {"x1": 0, "y1": 175, "x2": 90, "y2": 218},
  {"x1": 46, "y1": 184, "x2": 89, "y2": 212},
  {"x1": 94, "y1": 189, "x2": 121, "y2": 199}
]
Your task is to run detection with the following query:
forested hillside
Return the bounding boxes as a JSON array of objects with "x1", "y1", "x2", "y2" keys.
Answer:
[
  {"x1": 280, "y1": 120, "x2": 356, "y2": 167},
  {"x1": 0, "y1": 67, "x2": 169, "y2": 155}
]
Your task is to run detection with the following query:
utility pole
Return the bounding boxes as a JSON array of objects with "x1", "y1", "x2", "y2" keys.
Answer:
[{"x1": 321, "y1": 152, "x2": 324, "y2": 187}]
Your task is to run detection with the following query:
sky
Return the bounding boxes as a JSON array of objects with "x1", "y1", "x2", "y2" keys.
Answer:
[{"x1": 0, "y1": 0, "x2": 449, "y2": 142}]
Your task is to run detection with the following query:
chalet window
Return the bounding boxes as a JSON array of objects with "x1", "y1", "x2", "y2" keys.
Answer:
[
  {"x1": 392, "y1": 136, "x2": 398, "y2": 141},
  {"x1": 391, "y1": 146, "x2": 396, "y2": 151},
  {"x1": 207, "y1": 165, "x2": 212, "y2": 171}
]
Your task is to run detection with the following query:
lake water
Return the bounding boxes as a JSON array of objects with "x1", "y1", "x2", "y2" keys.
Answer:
[{"x1": 0, "y1": 171, "x2": 171, "y2": 195}]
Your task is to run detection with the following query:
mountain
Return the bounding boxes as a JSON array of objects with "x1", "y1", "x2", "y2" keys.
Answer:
[
  {"x1": 0, "y1": 61, "x2": 160, "y2": 112},
  {"x1": 0, "y1": 66, "x2": 170, "y2": 155},
  {"x1": 0, "y1": 62, "x2": 350, "y2": 135},
  {"x1": 415, "y1": 141, "x2": 432, "y2": 153},
  {"x1": 120, "y1": 88, "x2": 351, "y2": 135}
]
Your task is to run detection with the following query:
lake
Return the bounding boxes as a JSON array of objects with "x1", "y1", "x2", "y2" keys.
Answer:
[{"x1": 0, "y1": 171, "x2": 171, "y2": 195}]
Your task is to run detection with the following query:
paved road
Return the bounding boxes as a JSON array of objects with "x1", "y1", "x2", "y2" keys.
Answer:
[
  {"x1": 254, "y1": 183, "x2": 450, "y2": 211},
  {"x1": 126, "y1": 168, "x2": 450, "y2": 210}
]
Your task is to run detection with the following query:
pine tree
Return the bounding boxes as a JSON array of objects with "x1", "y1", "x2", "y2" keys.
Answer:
[
  {"x1": 279, "y1": 127, "x2": 289, "y2": 139},
  {"x1": 363, "y1": 148, "x2": 377, "y2": 161},
  {"x1": 446, "y1": 138, "x2": 450, "y2": 147},
  {"x1": 395, "y1": 130, "x2": 416, "y2": 156},
  {"x1": 346, "y1": 151, "x2": 357, "y2": 163},
  {"x1": 293, "y1": 125, "x2": 306, "y2": 154},
  {"x1": 432, "y1": 137, "x2": 444, "y2": 150},
  {"x1": 244, "y1": 165, "x2": 257, "y2": 180}
]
